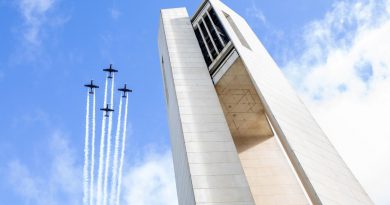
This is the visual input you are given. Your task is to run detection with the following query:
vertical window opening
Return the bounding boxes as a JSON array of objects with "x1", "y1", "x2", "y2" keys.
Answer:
[
  {"x1": 194, "y1": 27, "x2": 212, "y2": 66},
  {"x1": 204, "y1": 14, "x2": 224, "y2": 52},
  {"x1": 199, "y1": 21, "x2": 218, "y2": 59},
  {"x1": 209, "y1": 8, "x2": 230, "y2": 45}
]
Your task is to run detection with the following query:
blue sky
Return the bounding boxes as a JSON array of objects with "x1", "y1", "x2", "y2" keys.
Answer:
[{"x1": 0, "y1": 0, "x2": 389, "y2": 204}]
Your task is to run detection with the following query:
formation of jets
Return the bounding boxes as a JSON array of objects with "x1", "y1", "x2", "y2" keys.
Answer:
[{"x1": 84, "y1": 64, "x2": 132, "y2": 117}]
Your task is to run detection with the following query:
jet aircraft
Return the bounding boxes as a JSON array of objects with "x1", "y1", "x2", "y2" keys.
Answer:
[
  {"x1": 84, "y1": 80, "x2": 99, "y2": 94},
  {"x1": 100, "y1": 104, "x2": 114, "y2": 117},
  {"x1": 103, "y1": 64, "x2": 118, "y2": 78},
  {"x1": 118, "y1": 84, "x2": 132, "y2": 98}
]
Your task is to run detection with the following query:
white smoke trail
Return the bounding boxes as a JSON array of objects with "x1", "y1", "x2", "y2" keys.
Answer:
[
  {"x1": 89, "y1": 92, "x2": 96, "y2": 205},
  {"x1": 116, "y1": 96, "x2": 129, "y2": 205},
  {"x1": 83, "y1": 92, "x2": 90, "y2": 205},
  {"x1": 109, "y1": 96, "x2": 123, "y2": 205},
  {"x1": 103, "y1": 75, "x2": 115, "y2": 205},
  {"x1": 97, "y1": 78, "x2": 108, "y2": 205}
]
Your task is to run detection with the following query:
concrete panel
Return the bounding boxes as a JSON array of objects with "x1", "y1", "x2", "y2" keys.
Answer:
[
  {"x1": 194, "y1": 187, "x2": 254, "y2": 203},
  {"x1": 158, "y1": 8, "x2": 196, "y2": 205}
]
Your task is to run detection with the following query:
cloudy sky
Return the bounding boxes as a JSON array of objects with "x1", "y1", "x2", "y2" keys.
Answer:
[{"x1": 0, "y1": 0, "x2": 389, "y2": 204}]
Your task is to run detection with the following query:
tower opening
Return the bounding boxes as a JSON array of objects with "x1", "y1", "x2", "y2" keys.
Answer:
[{"x1": 215, "y1": 57, "x2": 309, "y2": 204}]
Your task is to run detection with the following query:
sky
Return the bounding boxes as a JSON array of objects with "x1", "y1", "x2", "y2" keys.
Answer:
[{"x1": 0, "y1": 0, "x2": 389, "y2": 204}]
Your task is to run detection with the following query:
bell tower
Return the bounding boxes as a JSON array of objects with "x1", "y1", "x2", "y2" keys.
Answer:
[{"x1": 158, "y1": 1, "x2": 373, "y2": 204}]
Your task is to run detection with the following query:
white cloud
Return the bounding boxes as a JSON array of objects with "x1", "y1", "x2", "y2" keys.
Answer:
[
  {"x1": 246, "y1": 3, "x2": 267, "y2": 26},
  {"x1": 10, "y1": 0, "x2": 70, "y2": 65},
  {"x1": 282, "y1": 0, "x2": 390, "y2": 204},
  {"x1": 17, "y1": 0, "x2": 56, "y2": 45},
  {"x1": 49, "y1": 132, "x2": 82, "y2": 199},
  {"x1": 8, "y1": 160, "x2": 54, "y2": 204},
  {"x1": 122, "y1": 150, "x2": 178, "y2": 205},
  {"x1": 6, "y1": 131, "x2": 82, "y2": 205}
]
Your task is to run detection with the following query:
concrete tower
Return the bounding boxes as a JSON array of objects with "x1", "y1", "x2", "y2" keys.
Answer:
[{"x1": 158, "y1": 0, "x2": 373, "y2": 204}]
